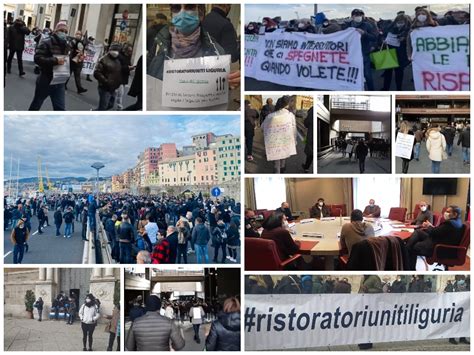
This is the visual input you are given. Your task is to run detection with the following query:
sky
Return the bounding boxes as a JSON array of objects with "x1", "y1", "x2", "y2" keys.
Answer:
[
  {"x1": 245, "y1": 4, "x2": 469, "y2": 22},
  {"x1": 4, "y1": 115, "x2": 240, "y2": 179}
]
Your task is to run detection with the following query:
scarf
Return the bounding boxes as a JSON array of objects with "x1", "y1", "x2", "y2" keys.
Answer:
[{"x1": 170, "y1": 26, "x2": 202, "y2": 59}]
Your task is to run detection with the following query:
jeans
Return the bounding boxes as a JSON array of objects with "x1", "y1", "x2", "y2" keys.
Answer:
[
  {"x1": 69, "y1": 61, "x2": 85, "y2": 91},
  {"x1": 120, "y1": 242, "x2": 132, "y2": 264},
  {"x1": 88, "y1": 214, "x2": 96, "y2": 231},
  {"x1": 446, "y1": 144, "x2": 453, "y2": 156},
  {"x1": 114, "y1": 84, "x2": 125, "y2": 109},
  {"x1": 37, "y1": 308, "x2": 43, "y2": 321},
  {"x1": 177, "y1": 243, "x2": 188, "y2": 263},
  {"x1": 414, "y1": 143, "x2": 421, "y2": 160},
  {"x1": 193, "y1": 324, "x2": 201, "y2": 340},
  {"x1": 363, "y1": 54, "x2": 374, "y2": 91},
  {"x1": 64, "y1": 223, "x2": 72, "y2": 237},
  {"x1": 55, "y1": 223, "x2": 62, "y2": 236},
  {"x1": 194, "y1": 244, "x2": 209, "y2": 264},
  {"x1": 245, "y1": 135, "x2": 254, "y2": 156},
  {"x1": 358, "y1": 158, "x2": 366, "y2": 173},
  {"x1": 13, "y1": 243, "x2": 25, "y2": 264},
  {"x1": 431, "y1": 160, "x2": 441, "y2": 174},
  {"x1": 462, "y1": 147, "x2": 470, "y2": 163},
  {"x1": 68, "y1": 313, "x2": 75, "y2": 324},
  {"x1": 213, "y1": 242, "x2": 226, "y2": 263},
  {"x1": 97, "y1": 87, "x2": 115, "y2": 111},
  {"x1": 29, "y1": 76, "x2": 66, "y2": 111}
]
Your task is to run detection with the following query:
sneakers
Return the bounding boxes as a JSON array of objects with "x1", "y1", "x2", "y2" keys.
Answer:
[
  {"x1": 64, "y1": 235, "x2": 67, "y2": 238},
  {"x1": 226, "y1": 255, "x2": 231, "y2": 260},
  {"x1": 19, "y1": 72, "x2": 26, "y2": 77},
  {"x1": 229, "y1": 257, "x2": 236, "y2": 262}
]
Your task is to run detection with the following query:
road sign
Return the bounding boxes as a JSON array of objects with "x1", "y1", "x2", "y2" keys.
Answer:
[{"x1": 211, "y1": 186, "x2": 221, "y2": 197}]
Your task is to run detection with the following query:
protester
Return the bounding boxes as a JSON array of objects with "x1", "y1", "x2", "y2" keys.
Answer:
[
  {"x1": 205, "y1": 297, "x2": 240, "y2": 351},
  {"x1": 104, "y1": 304, "x2": 120, "y2": 351},
  {"x1": 124, "y1": 55, "x2": 143, "y2": 111},
  {"x1": 244, "y1": 100, "x2": 259, "y2": 162},
  {"x1": 457, "y1": 124, "x2": 470, "y2": 165},
  {"x1": 261, "y1": 96, "x2": 297, "y2": 173},
  {"x1": 94, "y1": 42, "x2": 123, "y2": 111},
  {"x1": 302, "y1": 106, "x2": 314, "y2": 173},
  {"x1": 355, "y1": 140, "x2": 369, "y2": 173},
  {"x1": 191, "y1": 217, "x2": 210, "y2": 263},
  {"x1": 115, "y1": 43, "x2": 134, "y2": 110},
  {"x1": 426, "y1": 125, "x2": 447, "y2": 174},
  {"x1": 10, "y1": 218, "x2": 29, "y2": 264},
  {"x1": 79, "y1": 294, "x2": 100, "y2": 351},
  {"x1": 33, "y1": 297, "x2": 44, "y2": 321},
  {"x1": 398, "y1": 121, "x2": 415, "y2": 174},
  {"x1": 191, "y1": 301, "x2": 205, "y2": 344},
  {"x1": 67, "y1": 30, "x2": 87, "y2": 94},
  {"x1": 6, "y1": 18, "x2": 30, "y2": 77},
  {"x1": 28, "y1": 21, "x2": 70, "y2": 111}
]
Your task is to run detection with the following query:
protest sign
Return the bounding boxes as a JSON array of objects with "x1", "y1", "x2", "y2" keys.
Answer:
[
  {"x1": 262, "y1": 113, "x2": 297, "y2": 161},
  {"x1": 411, "y1": 24, "x2": 469, "y2": 91},
  {"x1": 162, "y1": 55, "x2": 230, "y2": 108},
  {"x1": 22, "y1": 34, "x2": 37, "y2": 62},
  {"x1": 50, "y1": 55, "x2": 70, "y2": 85},
  {"x1": 247, "y1": 28, "x2": 364, "y2": 90},
  {"x1": 345, "y1": 144, "x2": 354, "y2": 154},
  {"x1": 82, "y1": 44, "x2": 103, "y2": 75},
  {"x1": 245, "y1": 292, "x2": 470, "y2": 351},
  {"x1": 244, "y1": 34, "x2": 261, "y2": 79},
  {"x1": 395, "y1": 132, "x2": 415, "y2": 159}
]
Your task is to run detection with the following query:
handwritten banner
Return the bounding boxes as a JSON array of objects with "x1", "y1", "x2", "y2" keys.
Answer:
[
  {"x1": 395, "y1": 132, "x2": 415, "y2": 159},
  {"x1": 22, "y1": 34, "x2": 37, "y2": 62},
  {"x1": 162, "y1": 55, "x2": 230, "y2": 108},
  {"x1": 411, "y1": 24, "x2": 470, "y2": 91},
  {"x1": 244, "y1": 34, "x2": 261, "y2": 79},
  {"x1": 261, "y1": 110, "x2": 297, "y2": 161},
  {"x1": 245, "y1": 28, "x2": 364, "y2": 91}
]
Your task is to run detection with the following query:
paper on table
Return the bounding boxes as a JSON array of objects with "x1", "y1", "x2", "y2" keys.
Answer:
[
  {"x1": 300, "y1": 219, "x2": 315, "y2": 224},
  {"x1": 302, "y1": 232, "x2": 324, "y2": 238}
]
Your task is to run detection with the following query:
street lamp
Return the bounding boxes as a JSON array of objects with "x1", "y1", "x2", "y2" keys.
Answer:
[{"x1": 91, "y1": 162, "x2": 105, "y2": 202}]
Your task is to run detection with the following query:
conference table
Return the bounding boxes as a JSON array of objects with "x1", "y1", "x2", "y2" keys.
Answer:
[{"x1": 290, "y1": 217, "x2": 415, "y2": 270}]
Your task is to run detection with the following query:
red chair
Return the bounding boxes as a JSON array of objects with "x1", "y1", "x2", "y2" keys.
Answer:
[
  {"x1": 245, "y1": 238, "x2": 302, "y2": 271},
  {"x1": 432, "y1": 212, "x2": 442, "y2": 227},
  {"x1": 426, "y1": 222, "x2": 470, "y2": 270},
  {"x1": 255, "y1": 209, "x2": 267, "y2": 216},
  {"x1": 262, "y1": 210, "x2": 274, "y2": 220},
  {"x1": 388, "y1": 207, "x2": 407, "y2": 222},
  {"x1": 331, "y1": 204, "x2": 346, "y2": 216}
]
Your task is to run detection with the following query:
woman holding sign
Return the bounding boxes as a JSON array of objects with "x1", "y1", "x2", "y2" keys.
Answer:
[
  {"x1": 399, "y1": 121, "x2": 415, "y2": 174},
  {"x1": 261, "y1": 96, "x2": 297, "y2": 174}
]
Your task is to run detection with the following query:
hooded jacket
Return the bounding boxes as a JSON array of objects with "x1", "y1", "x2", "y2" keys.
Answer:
[
  {"x1": 79, "y1": 303, "x2": 100, "y2": 324},
  {"x1": 205, "y1": 312, "x2": 240, "y2": 351},
  {"x1": 340, "y1": 221, "x2": 375, "y2": 256},
  {"x1": 426, "y1": 129, "x2": 447, "y2": 162}
]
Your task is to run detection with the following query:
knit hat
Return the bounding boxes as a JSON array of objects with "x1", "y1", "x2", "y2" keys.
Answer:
[
  {"x1": 145, "y1": 295, "x2": 161, "y2": 312},
  {"x1": 55, "y1": 20, "x2": 68, "y2": 32},
  {"x1": 314, "y1": 12, "x2": 328, "y2": 25}
]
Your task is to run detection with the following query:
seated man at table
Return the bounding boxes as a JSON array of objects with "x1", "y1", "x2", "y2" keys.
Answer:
[
  {"x1": 362, "y1": 199, "x2": 381, "y2": 218},
  {"x1": 310, "y1": 198, "x2": 331, "y2": 219},
  {"x1": 276, "y1": 202, "x2": 295, "y2": 221},
  {"x1": 261, "y1": 211, "x2": 301, "y2": 261},
  {"x1": 244, "y1": 208, "x2": 260, "y2": 238},
  {"x1": 340, "y1": 209, "x2": 375, "y2": 257},
  {"x1": 406, "y1": 205, "x2": 464, "y2": 270},
  {"x1": 412, "y1": 201, "x2": 433, "y2": 226}
]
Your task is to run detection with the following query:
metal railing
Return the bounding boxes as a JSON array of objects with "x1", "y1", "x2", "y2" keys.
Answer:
[{"x1": 82, "y1": 212, "x2": 114, "y2": 264}]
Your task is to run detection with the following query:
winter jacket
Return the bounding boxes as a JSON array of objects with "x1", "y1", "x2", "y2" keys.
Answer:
[
  {"x1": 359, "y1": 275, "x2": 383, "y2": 293},
  {"x1": 11, "y1": 226, "x2": 29, "y2": 245},
  {"x1": 148, "y1": 26, "x2": 225, "y2": 81},
  {"x1": 355, "y1": 143, "x2": 369, "y2": 160},
  {"x1": 166, "y1": 232, "x2": 179, "y2": 263},
  {"x1": 304, "y1": 107, "x2": 314, "y2": 156},
  {"x1": 340, "y1": 221, "x2": 375, "y2": 256},
  {"x1": 63, "y1": 211, "x2": 74, "y2": 224},
  {"x1": 79, "y1": 303, "x2": 100, "y2": 324},
  {"x1": 7, "y1": 21, "x2": 30, "y2": 51},
  {"x1": 128, "y1": 56, "x2": 142, "y2": 98},
  {"x1": 191, "y1": 223, "x2": 211, "y2": 246},
  {"x1": 94, "y1": 54, "x2": 123, "y2": 92},
  {"x1": 201, "y1": 7, "x2": 239, "y2": 62},
  {"x1": 442, "y1": 126, "x2": 456, "y2": 145},
  {"x1": 54, "y1": 211, "x2": 63, "y2": 225},
  {"x1": 126, "y1": 312, "x2": 185, "y2": 351},
  {"x1": 34, "y1": 34, "x2": 69, "y2": 82},
  {"x1": 261, "y1": 227, "x2": 300, "y2": 260},
  {"x1": 457, "y1": 128, "x2": 470, "y2": 148},
  {"x1": 310, "y1": 204, "x2": 331, "y2": 219},
  {"x1": 426, "y1": 129, "x2": 447, "y2": 162},
  {"x1": 118, "y1": 221, "x2": 135, "y2": 243},
  {"x1": 205, "y1": 312, "x2": 240, "y2": 351}
]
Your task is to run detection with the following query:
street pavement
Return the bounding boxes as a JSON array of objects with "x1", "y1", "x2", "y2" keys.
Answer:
[
  {"x1": 396, "y1": 140, "x2": 470, "y2": 174},
  {"x1": 245, "y1": 126, "x2": 312, "y2": 174},
  {"x1": 318, "y1": 151, "x2": 391, "y2": 174},
  {"x1": 5, "y1": 59, "x2": 136, "y2": 111},
  {"x1": 4, "y1": 318, "x2": 114, "y2": 351},
  {"x1": 245, "y1": 64, "x2": 415, "y2": 91},
  {"x1": 4, "y1": 211, "x2": 84, "y2": 264},
  {"x1": 125, "y1": 319, "x2": 212, "y2": 351}
]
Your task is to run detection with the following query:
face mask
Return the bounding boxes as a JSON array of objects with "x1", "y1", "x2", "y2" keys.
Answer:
[
  {"x1": 248, "y1": 25, "x2": 254, "y2": 31},
  {"x1": 417, "y1": 14, "x2": 427, "y2": 22},
  {"x1": 171, "y1": 10, "x2": 200, "y2": 35},
  {"x1": 458, "y1": 280, "x2": 465, "y2": 285},
  {"x1": 353, "y1": 16, "x2": 363, "y2": 23},
  {"x1": 262, "y1": 21, "x2": 268, "y2": 26},
  {"x1": 109, "y1": 50, "x2": 119, "y2": 58},
  {"x1": 396, "y1": 22, "x2": 404, "y2": 28},
  {"x1": 75, "y1": 35, "x2": 82, "y2": 40},
  {"x1": 19, "y1": 224, "x2": 24, "y2": 229},
  {"x1": 420, "y1": 206, "x2": 427, "y2": 212},
  {"x1": 443, "y1": 212, "x2": 451, "y2": 220},
  {"x1": 318, "y1": 202, "x2": 324, "y2": 207},
  {"x1": 298, "y1": 23, "x2": 305, "y2": 29},
  {"x1": 323, "y1": 21, "x2": 329, "y2": 27},
  {"x1": 56, "y1": 31, "x2": 67, "y2": 40},
  {"x1": 370, "y1": 203, "x2": 374, "y2": 207},
  {"x1": 85, "y1": 298, "x2": 91, "y2": 303}
]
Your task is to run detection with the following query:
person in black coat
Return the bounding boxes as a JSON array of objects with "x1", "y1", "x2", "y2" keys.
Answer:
[
  {"x1": 205, "y1": 297, "x2": 240, "y2": 351},
  {"x1": 124, "y1": 56, "x2": 142, "y2": 111},
  {"x1": 244, "y1": 100, "x2": 259, "y2": 162},
  {"x1": 6, "y1": 18, "x2": 30, "y2": 76},
  {"x1": 201, "y1": 5, "x2": 239, "y2": 63},
  {"x1": 37, "y1": 206, "x2": 46, "y2": 234},
  {"x1": 355, "y1": 140, "x2": 369, "y2": 173},
  {"x1": 406, "y1": 205, "x2": 464, "y2": 270},
  {"x1": 457, "y1": 124, "x2": 470, "y2": 165},
  {"x1": 54, "y1": 207, "x2": 63, "y2": 236},
  {"x1": 166, "y1": 226, "x2": 179, "y2": 264},
  {"x1": 302, "y1": 106, "x2": 314, "y2": 173}
]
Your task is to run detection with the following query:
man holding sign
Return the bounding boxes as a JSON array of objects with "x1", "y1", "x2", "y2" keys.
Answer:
[
  {"x1": 28, "y1": 21, "x2": 70, "y2": 111},
  {"x1": 147, "y1": 4, "x2": 240, "y2": 110}
]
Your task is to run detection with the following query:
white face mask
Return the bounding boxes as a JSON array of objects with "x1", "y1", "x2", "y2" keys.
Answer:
[
  {"x1": 109, "y1": 50, "x2": 119, "y2": 58},
  {"x1": 353, "y1": 16, "x2": 363, "y2": 23},
  {"x1": 318, "y1": 202, "x2": 324, "y2": 207},
  {"x1": 417, "y1": 14, "x2": 427, "y2": 22},
  {"x1": 443, "y1": 212, "x2": 451, "y2": 220},
  {"x1": 298, "y1": 23, "x2": 305, "y2": 29},
  {"x1": 85, "y1": 298, "x2": 91, "y2": 303},
  {"x1": 420, "y1": 206, "x2": 427, "y2": 212}
]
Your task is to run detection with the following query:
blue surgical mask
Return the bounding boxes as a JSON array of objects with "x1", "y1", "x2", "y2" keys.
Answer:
[
  {"x1": 172, "y1": 10, "x2": 200, "y2": 35},
  {"x1": 56, "y1": 31, "x2": 67, "y2": 40}
]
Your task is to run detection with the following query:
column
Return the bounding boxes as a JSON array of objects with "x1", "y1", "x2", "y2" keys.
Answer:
[
  {"x1": 46, "y1": 268, "x2": 53, "y2": 281},
  {"x1": 39, "y1": 268, "x2": 46, "y2": 281},
  {"x1": 54, "y1": 269, "x2": 59, "y2": 284},
  {"x1": 92, "y1": 268, "x2": 102, "y2": 279},
  {"x1": 104, "y1": 268, "x2": 115, "y2": 278}
]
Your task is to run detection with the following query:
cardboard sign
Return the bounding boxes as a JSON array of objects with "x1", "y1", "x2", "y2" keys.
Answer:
[
  {"x1": 246, "y1": 28, "x2": 364, "y2": 90},
  {"x1": 395, "y1": 132, "x2": 415, "y2": 159},
  {"x1": 261, "y1": 110, "x2": 297, "y2": 161},
  {"x1": 411, "y1": 24, "x2": 470, "y2": 91},
  {"x1": 162, "y1": 55, "x2": 231, "y2": 108},
  {"x1": 245, "y1": 292, "x2": 470, "y2": 350}
]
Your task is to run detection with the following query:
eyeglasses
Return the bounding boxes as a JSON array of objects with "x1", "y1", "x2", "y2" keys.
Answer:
[{"x1": 170, "y1": 4, "x2": 198, "y2": 13}]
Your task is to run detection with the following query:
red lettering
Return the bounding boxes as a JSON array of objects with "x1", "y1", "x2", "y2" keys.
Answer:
[{"x1": 422, "y1": 71, "x2": 470, "y2": 91}]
